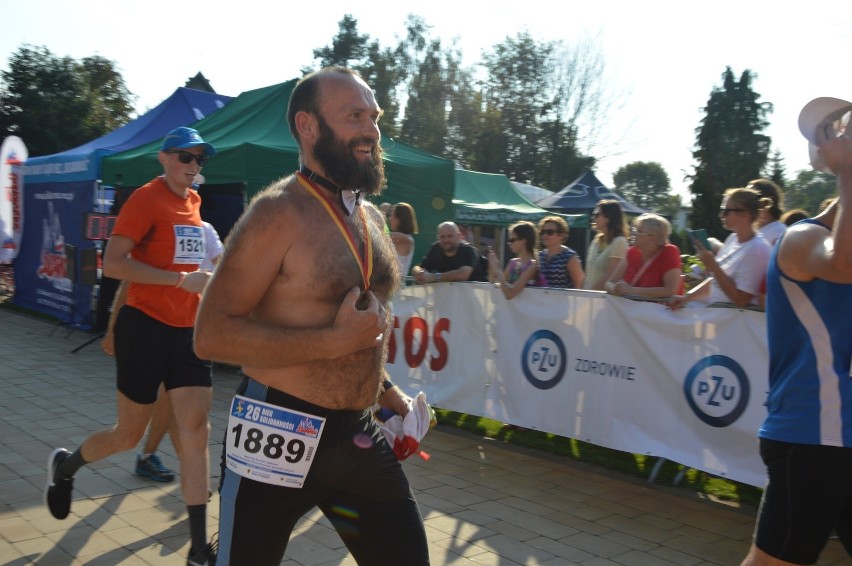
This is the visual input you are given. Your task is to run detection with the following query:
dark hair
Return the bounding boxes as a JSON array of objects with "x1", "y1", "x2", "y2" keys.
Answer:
[
  {"x1": 780, "y1": 208, "x2": 809, "y2": 226},
  {"x1": 746, "y1": 178, "x2": 784, "y2": 220},
  {"x1": 287, "y1": 67, "x2": 360, "y2": 144},
  {"x1": 509, "y1": 221, "x2": 538, "y2": 253},
  {"x1": 594, "y1": 199, "x2": 628, "y2": 244},
  {"x1": 392, "y1": 202, "x2": 418, "y2": 235},
  {"x1": 724, "y1": 187, "x2": 772, "y2": 221}
]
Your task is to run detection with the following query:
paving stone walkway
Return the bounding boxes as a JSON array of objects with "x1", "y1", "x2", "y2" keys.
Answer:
[{"x1": 0, "y1": 307, "x2": 847, "y2": 565}]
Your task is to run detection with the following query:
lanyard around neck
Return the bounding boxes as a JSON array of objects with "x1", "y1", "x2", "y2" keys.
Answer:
[
  {"x1": 296, "y1": 172, "x2": 373, "y2": 290},
  {"x1": 630, "y1": 248, "x2": 663, "y2": 286}
]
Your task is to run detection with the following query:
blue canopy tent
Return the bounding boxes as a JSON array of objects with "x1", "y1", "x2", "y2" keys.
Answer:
[
  {"x1": 536, "y1": 171, "x2": 649, "y2": 263},
  {"x1": 537, "y1": 170, "x2": 649, "y2": 215},
  {"x1": 14, "y1": 88, "x2": 232, "y2": 328}
]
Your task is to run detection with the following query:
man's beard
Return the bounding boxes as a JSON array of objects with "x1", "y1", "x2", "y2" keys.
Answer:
[{"x1": 313, "y1": 116, "x2": 385, "y2": 196}]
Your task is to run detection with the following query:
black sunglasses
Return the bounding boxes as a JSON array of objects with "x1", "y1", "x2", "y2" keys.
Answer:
[
  {"x1": 507, "y1": 237, "x2": 524, "y2": 243},
  {"x1": 540, "y1": 229, "x2": 560, "y2": 236},
  {"x1": 167, "y1": 150, "x2": 209, "y2": 166},
  {"x1": 720, "y1": 207, "x2": 746, "y2": 215}
]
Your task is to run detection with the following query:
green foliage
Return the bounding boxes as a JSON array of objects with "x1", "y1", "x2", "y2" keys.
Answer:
[
  {"x1": 784, "y1": 169, "x2": 837, "y2": 215},
  {"x1": 360, "y1": 41, "x2": 405, "y2": 139},
  {"x1": 474, "y1": 32, "x2": 598, "y2": 188},
  {"x1": 400, "y1": 40, "x2": 453, "y2": 155},
  {"x1": 307, "y1": 15, "x2": 409, "y2": 139},
  {"x1": 306, "y1": 18, "x2": 609, "y2": 189},
  {"x1": 0, "y1": 44, "x2": 135, "y2": 155},
  {"x1": 613, "y1": 161, "x2": 673, "y2": 212},
  {"x1": 680, "y1": 252, "x2": 707, "y2": 291},
  {"x1": 434, "y1": 408, "x2": 762, "y2": 507},
  {"x1": 688, "y1": 68, "x2": 772, "y2": 240},
  {"x1": 310, "y1": 14, "x2": 370, "y2": 68},
  {"x1": 767, "y1": 149, "x2": 787, "y2": 189}
]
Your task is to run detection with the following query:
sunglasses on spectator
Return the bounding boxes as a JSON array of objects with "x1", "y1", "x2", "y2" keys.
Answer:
[
  {"x1": 167, "y1": 150, "x2": 209, "y2": 166},
  {"x1": 719, "y1": 207, "x2": 746, "y2": 215},
  {"x1": 539, "y1": 229, "x2": 560, "y2": 236},
  {"x1": 507, "y1": 237, "x2": 523, "y2": 243},
  {"x1": 630, "y1": 227, "x2": 654, "y2": 237}
]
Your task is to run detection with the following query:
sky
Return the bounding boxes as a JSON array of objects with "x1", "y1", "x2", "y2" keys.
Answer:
[{"x1": 2, "y1": 1, "x2": 850, "y2": 200}]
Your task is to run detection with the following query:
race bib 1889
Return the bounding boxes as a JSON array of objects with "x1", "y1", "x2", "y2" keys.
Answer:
[{"x1": 225, "y1": 395, "x2": 325, "y2": 488}]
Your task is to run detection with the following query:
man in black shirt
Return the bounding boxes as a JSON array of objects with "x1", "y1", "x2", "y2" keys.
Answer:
[{"x1": 412, "y1": 221, "x2": 486, "y2": 283}]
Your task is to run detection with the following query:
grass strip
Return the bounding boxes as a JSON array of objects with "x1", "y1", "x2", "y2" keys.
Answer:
[{"x1": 434, "y1": 407, "x2": 763, "y2": 508}]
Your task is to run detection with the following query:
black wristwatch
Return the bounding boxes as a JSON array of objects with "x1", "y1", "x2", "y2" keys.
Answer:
[{"x1": 382, "y1": 379, "x2": 395, "y2": 393}]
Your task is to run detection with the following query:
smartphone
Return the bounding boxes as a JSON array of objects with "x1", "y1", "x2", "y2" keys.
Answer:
[{"x1": 687, "y1": 228, "x2": 712, "y2": 250}]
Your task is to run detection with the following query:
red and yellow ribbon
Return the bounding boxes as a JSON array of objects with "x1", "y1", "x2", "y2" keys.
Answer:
[{"x1": 296, "y1": 173, "x2": 373, "y2": 290}]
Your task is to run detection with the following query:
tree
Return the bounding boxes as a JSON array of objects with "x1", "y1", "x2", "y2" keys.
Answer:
[
  {"x1": 766, "y1": 150, "x2": 787, "y2": 192},
  {"x1": 308, "y1": 15, "x2": 409, "y2": 139},
  {"x1": 358, "y1": 40, "x2": 405, "y2": 139},
  {"x1": 306, "y1": 17, "x2": 612, "y2": 190},
  {"x1": 399, "y1": 39, "x2": 452, "y2": 155},
  {"x1": 310, "y1": 14, "x2": 370, "y2": 68},
  {"x1": 470, "y1": 32, "x2": 601, "y2": 188},
  {"x1": 784, "y1": 169, "x2": 837, "y2": 214},
  {"x1": 613, "y1": 161, "x2": 673, "y2": 212},
  {"x1": 688, "y1": 68, "x2": 772, "y2": 237},
  {"x1": 0, "y1": 45, "x2": 135, "y2": 156}
]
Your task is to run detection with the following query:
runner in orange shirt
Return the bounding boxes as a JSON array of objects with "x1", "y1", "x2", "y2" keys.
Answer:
[{"x1": 45, "y1": 127, "x2": 217, "y2": 565}]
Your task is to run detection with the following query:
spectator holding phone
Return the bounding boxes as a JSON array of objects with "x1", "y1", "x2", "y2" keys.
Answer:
[
  {"x1": 488, "y1": 221, "x2": 542, "y2": 299},
  {"x1": 669, "y1": 187, "x2": 771, "y2": 309}
]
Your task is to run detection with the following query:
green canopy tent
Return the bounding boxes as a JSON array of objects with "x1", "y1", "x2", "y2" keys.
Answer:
[
  {"x1": 453, "y1": 169, "x2": 588, "y2": 262},
  {"x1": 100, "y1": 79, "x2": 455, "y2": 258},
  {"x1": 454, "y1": 169, "x2": 586, "y2": 227}
]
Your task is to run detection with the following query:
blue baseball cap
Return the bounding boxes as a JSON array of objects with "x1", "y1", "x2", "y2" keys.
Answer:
[{"x1": 161, "y1": 127, "x2": 216, "y2": 156}]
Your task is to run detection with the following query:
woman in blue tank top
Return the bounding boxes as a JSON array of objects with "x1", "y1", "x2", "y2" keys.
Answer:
[{"x1": 536, "y1": 216, "x2": 585, "y2": 289}]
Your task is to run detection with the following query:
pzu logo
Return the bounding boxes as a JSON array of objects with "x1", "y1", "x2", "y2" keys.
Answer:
[
  {"x1": 521, "y1": 330, "x2": 566, "y2": 390},
  {"x1": 683, "y1": 355, "x2": 750, "y2": 427}
]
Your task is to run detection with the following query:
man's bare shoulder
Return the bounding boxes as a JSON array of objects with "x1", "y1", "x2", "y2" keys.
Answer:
[
  {"x1": 778, "y1": 220, "x2": 832, "y2": 281},
  {"x1": 235, "y1": 176, "x2": 311, "y2": 226},
  {"x1": 248, "y1": 175, "x2": 303, "y2": 208},
  {"x1": 780, "y1": 221, "x2": 829, "y2": 249},
  {"x1": 221, "y1": 176, "x2": 313, "y2": 257}
]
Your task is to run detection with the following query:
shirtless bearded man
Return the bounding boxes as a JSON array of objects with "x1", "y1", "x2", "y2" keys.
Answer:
[{"x1": 194, "y1": 68, "x2": 430, "y2": 565}]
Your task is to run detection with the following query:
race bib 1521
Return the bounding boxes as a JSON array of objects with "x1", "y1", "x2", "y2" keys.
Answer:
[{"x1": 173, "y1": 224, "x2": 205, "y2": 264}]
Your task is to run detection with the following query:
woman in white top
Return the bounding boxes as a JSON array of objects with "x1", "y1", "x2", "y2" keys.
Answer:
[
  {"x1": 670, "y1": 187, "x2": 772, "y2": 309},
  {"x1": 388, "y1": 202, "x2": 418, "y2": 280},
  {"x1": 582, "y1": 199, "x2": 629, "y2": 290},
  {"x1": 748, "y1": 178, "x2": 787, "y2": 246}
]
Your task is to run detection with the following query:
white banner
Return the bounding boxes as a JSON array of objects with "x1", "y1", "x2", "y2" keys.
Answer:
[
  {"x1": 0, "y1": 136, "x2": 28, "y2": 262},
  {"x1": 387, "y1": 284, "x2": 495, "y2": 417},
  {"x1": 388, "y1": 283, "x2": 768, "y2": 487}
]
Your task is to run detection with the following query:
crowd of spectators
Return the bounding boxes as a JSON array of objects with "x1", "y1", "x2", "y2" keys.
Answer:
[{"x1": 386, "y1": 174, "x2": 803, "y2": 312}]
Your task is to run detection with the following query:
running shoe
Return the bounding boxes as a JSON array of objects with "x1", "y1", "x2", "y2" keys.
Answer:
[
  {"x1": 135, "y1": 453, "x2": 175, "y2": 482},
  {"x1": 187, "y1": 537, "x2": 218, "y2": 566},
  {"x1": 45, "y1": 448, "x2": 73, "y2": 520}
]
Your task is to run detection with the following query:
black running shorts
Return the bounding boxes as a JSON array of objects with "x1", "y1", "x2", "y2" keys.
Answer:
[{"x1": 114, "y1": 305, "x2": 211, "y2": 404}]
